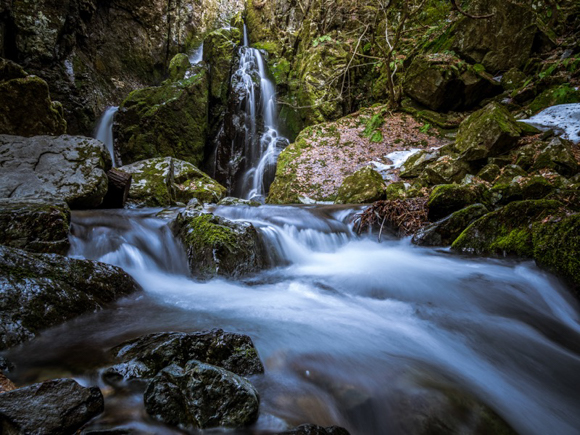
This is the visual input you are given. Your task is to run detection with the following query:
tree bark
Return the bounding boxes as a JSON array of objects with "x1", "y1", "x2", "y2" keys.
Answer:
[{"x1": 100, "y1": 168, "x2": 132, "y2": 209}]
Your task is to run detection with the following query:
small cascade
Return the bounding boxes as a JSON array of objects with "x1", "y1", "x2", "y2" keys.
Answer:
[
  {"x1": 94, "y1": 106, "x2": 119, "y2": 167},
  {"x1": 189, "y1": 42, "x2": 204, "y2": 65}
]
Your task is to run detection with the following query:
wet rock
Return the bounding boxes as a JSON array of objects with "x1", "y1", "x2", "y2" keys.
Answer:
[
  {"x1": 403, "y1": 53, "x2": 500, "y2": 112},
  {"x1": 276, "y1": 424, "x2": 350, "y2": 435},
  {"x1": 427, "y1": 184, "x2": 487, "y2": 221},
  {"x1": 144, "y1": 361, "x2": 259, "y2": 430},
  {"x1": 413, "y1": 203, "x2": 488, "y2": 246},
  {"x1": 400, "y1": 149, "x2": 441, "y2": 179},
  {"x1": 105, "y1": 329, "x2": 264, "y2": 382},
  {"x1": 0, "y1": 135, "x2": 110, "y2": 209},
  {"x1": 114, "y1": 69, "x2": 210, "y2": 166},
  {"x1": 532, "y1": 137, "x2": 579, "y2": 177},
  {"x1": 217, "y1": 197, "x2": 262, "y2": 207},
  {"x1": 455, "y1": 102, "x2": 522, "y2": 161},
  {"x1": 168, "y1": 53, "x2": 192, "y2": 81},
  {"x1": 205, "y1": 27, "x2": 242, "y2": 105},
  {"x1": 421, "y1": 156, "x2": 472, "y2": 185},
  {"x1": 0, "y1": 245, "x2": 140, "y2": 350},
  {"x1": 172, "y1": 207, "x2": 265, "y2": 279},
  {"x1": 0, "y1": 378, "x2": 104, "y2": 434},
  {"x1": 118, "y1": 157, "x2": 225, "y2": 207},
  {"x1": 0, "y1": 199, "x2": 70, "y2": 254},
  {"x1": 0, "y1": 59, "x2": 67, "y2": 136},
  {"x1": 335, "y1": 167, "x2": 385, "y2": 204}
]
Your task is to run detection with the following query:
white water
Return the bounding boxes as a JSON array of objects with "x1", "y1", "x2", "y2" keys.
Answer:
[
  {"x1": 189, "y1": 42, "x2": 204, "y2": 65},
  {"x1": 94, "y1": 106, "x2": 119, "y2": 167},
  {"x1": 11, "y1": 205, "x2": 578, "y2": 435}
]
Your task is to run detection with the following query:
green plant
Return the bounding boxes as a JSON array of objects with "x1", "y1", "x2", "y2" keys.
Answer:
[
  {"x1": 313, "y1": 35, "x2": 332, "y2": 47},
  {"x1": 419, "y1": 123, "x2": 432, "y2": 133}
]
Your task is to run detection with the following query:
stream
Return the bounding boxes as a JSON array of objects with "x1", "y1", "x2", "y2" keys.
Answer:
[{"x1": 4, "y1": 205, "x2": 580, "y2": 435}]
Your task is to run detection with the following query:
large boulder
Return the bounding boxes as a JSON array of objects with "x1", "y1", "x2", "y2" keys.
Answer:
[
  {"x1": 0, "y1": 245, "x2": 140, "y2": 350},
  {"x1": 0, "y1": 199, "x2": 70, "y2": 254},
  {"x1": 118, "y1": 157, "x2": 226, "y2": 207},
  {"x1": 0, "y1": 135, "x2": 110, "y2": 209},
  {"x1": 114, "y1": 70, "x2": 209, "y2": 166},
  {"x1": 403, "y1": 53, "x2": 500, "y2": 112},
  {"x1": 455, "y1": 102, "x2": 522, "y2": 161},
  {"x1": 427, "y1": 184, "x2": 488, "y2": 221},
  {"x1": 104, "y1": 329, "x2": 264, "y2": 382},
  {"x1": 144, "y1": 361, "x2": 260, "y2": 430},
  {"x1": 0, "y1": 378, "x2": 103, "y2": 434},
  {"x1": 421, "y1": 156, "x2": 472, "y2": 185},
  {"x1": 172, "y1": 207, "x2": 265, "y2": 279},
  {"x1": 0, "y1": 59, "x2": 67, "y2": 136},
  {"x1": 335, "y1": 167, "x2": 385, "y2": 204}
]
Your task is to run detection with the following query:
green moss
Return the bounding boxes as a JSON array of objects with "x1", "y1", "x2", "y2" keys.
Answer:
[
  {"x1": 168, "y1": 53, "x2": 191, "y2": 81},
  {"x1": 529, "y1": 84, "x2": 580, "y2": 114},
  {"x1": 335, "y1": 166, "x2": 385, "y2": 204}
]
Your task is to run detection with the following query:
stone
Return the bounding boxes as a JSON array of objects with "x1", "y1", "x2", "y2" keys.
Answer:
[
  {"x1": 168, "y1": 53, "x2": 192, "y2": 81},
  {"x1": 144, "y1": 361, "x2": 259, "y2": 429},
  {"x1": 455, "y1": 102, "x2": 522, "y2": 161},
  {"x1": 0, "y1": 199, "x2": 70, "y2": 254},
  {"x1": 334, "y1": 167, "x2": 385, "y2": 204},
  {"x1": 0, "y1": 245, "x2": 140, "y2": 350},
  {"x1": 427, "y1": 184, "x2": 487, "y2": 221},
  {"x1": 413, "y1": 203, "x2": 488, "y2": 246},
  {"x1": 118, "y1": 157, "x2": 225, "y2": 207},
  {"x1": 277, "y1": 424, "x2": 350, "y2": 435},
  {"x1": 0, "y1": 378, "x2": 103, "y2": 435},
  {"x1": 400, "y1": 149, "x2": 440, "y2": 178},
  {"x1": 528, "y1": 84, "x2": 580, "y2": 114},
  {"x1": 532, "y1": 137, "x2": 579, "y2": 177},
  {"x1": 217, "y1": 197, "x2": 262, "y2": 207},
  {"x1": 0, "y1": 373, "x2": 16, "y2": 394},
  {"x1": 476, "y1": 163, "x2": 501, "y2": 183},
  {"x1": 500, "y1": 68, "x2": 527, "y2": 91},
  {"x1": 172, "y1": 208, "x2": 265, "y2": 279},
  {"x1": 421, "y1": 156, "x2": 472, "y2": 186},
  {"x1": 0, "y1": 135, "x2": 110, "y2": 209},
  {"x1": 105, "y1": 329, "x2": 264, "y2": 382}
]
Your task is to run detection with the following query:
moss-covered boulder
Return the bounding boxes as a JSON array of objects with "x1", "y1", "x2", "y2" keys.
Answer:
[
  {"x1": 168, "y1": 53, "x2": 192, "y2": 82},
  {"x1": 0, "y1": 59, "x2": 67, "y2": 136},
  {"x1": 428, "y1": 184, "x2": 487, "y2": 221},
  {"x1": 413, "y1": 203, "x2": 488, "y2": 246},
  {"x1": 0, "y1": 199, "x2": 70, "y2": 255},
  {"x1": 118, "y1": 157, "x2": 225, "y2": 207},
  {"x1": 204, "y1": 27, "x2": 242, "y2": 105},
  {"x1": 500, "y1": 68, "x2": 527, "y2": 91},
  {"x1": 0, "y1": 245, "x2": 140, "y2": 350},
  {"x1": 455, "y1": 102, "x2": 522, "y2": 161},
  {"x1": 403, "y1": 53, "x2": 500, "y2": 112},
  {"x1": 335, "y1": 167, "x2": 385, "y2": 204},
  {"x1": 400, "y1": 149, "x2": 440, "y2": 179},
  {"x1": 532, "y1": 137, "x2": 579, "y2": 177},
  {"x1": 421, "y1": 156, "x2": 472, "y2": 185},
  {"x1": 172, "y1": 207, "x2": 265, "y2": 279},
  {"x1": 451, "y1": 200, "x2": 564, "y2": 257},
  {"x1": 476, "y1": 163, "x2": 501, "y2": 182},
  {"x1": 528, "y1": 84, "x2": 580, "y2": 114},
  {"x1": 114, "y1": 70, "x2": 209, "y2": 166}
]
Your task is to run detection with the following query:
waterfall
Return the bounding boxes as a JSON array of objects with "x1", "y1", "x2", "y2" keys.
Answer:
[
  {"x1": 94, "y1": 106, "x2": 119, "y2": 167},
  {"x1": 189, "y1": 42, "x2": 204, "y2": 65}
]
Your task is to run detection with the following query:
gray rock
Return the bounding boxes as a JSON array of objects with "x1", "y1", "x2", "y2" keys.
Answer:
[
  {"x1": 0, "y1": 245, "x2": 140, "y2": 350},
  {"x1": 0, "y1": 135, "x2": 110, "y2": 209},
  {"x1": 277, "y1": 425, "x2": 350, "y2": 435},
  {"x1": 0, "y1": 378, "x2": 104, "y2": 434}
]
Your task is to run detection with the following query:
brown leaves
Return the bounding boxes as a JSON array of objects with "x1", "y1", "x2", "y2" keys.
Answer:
[{"x1": 354, "y1": 197, "x2": 429, "y2": 238}]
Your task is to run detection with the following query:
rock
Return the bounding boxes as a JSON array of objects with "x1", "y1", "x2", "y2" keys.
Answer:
[
  {"x1": 413, "y1": 203, "x2": 488, "y2": 246},
  {"x1": 168, "y1": 53, "x2": 192, "y2": 81},
  {"x1": 105, "y1": 329, "x2": 264, "y2": 382},
  {"x1": 118, "y1": 157, "x2": 225, "y2": 207},
  {"x1": 205, "y1": 27, "x2": 242, "y2": 105},
  {"x1": 0, "y1": 378, "x2": 104, "y2": 434},
  {"x1": 0, "y1": 373, "x2": 16, "y2": 394},
  {"x1": 0, "y1": 245, "x2": 140, "y2": 350},
  {"x1": 0, "y1": 135, "x2": 110, "y2": 209},
  {"x1": 335, "y1": 167, "x2": 385, "y2": 204},
  {"x1": 400, "y1": 149, "x2": 441, "y2": 178},
  {"x1": 0, "y1": 199, "x2": 70, "y2": 254},
  {"x1": 172, "y1": 207, "x2": 265, "y2": 279},
  {"x1": 528, "y1": 84, "x2": 580, "y2": 114},
  {"x1": 144, "y1": 361, "x2": 260, "y2": 430},
  {"x1": 217, "y1": 197, "x2": 262, "y2": 207},
  {"x1": 427, "y1": 184, "x2": 487, "y2": 221},
  {"x1": 276, "y1": 424, "x2": 350, "y2": 435},
  {"x1": 421, "y1": 156, "x2": 472, "y2": 185},
  {"x1": 455, "y1": 102, "x2": 522, "y2": 161},
  {"x1": 532, "y1": 137, "x2": 579, "y2": 177},
  {"x1": 500, "y1": 68, "x2": 527, "y2": 91},
  {"x1": 114, "y1": 69, "x2": 209, "y2": 166},
  {"x1": 451, "y1": 200, "x2": 563, "y2": 257},
  {"x1": 403, "y1": 53, "x2": 500, "y2": 112},
  {"x1": 476, "y1": 163, "x2": 501, "y2": 183},
  {"x1": 0, "y1": 59, "x2": 67, "y2": 136}
]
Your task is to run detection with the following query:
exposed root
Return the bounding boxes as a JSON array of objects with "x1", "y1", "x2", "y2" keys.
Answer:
[{"x1": 355, "y1": 198, "x2": 429, "y2": 239}]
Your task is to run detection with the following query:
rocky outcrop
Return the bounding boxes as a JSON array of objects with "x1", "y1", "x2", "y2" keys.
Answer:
[
  {"x1": 0, "y1": 59, "x2": 67, "y2": 136},
  {"x1": 0, "y1": 378, "x2": 103, "y2": 434},
  {"x1": 335, "y1": 167, "x2": 385, "y2": 204},
  {"x1": 118, "y1": 157, "x2": 225, "y2": 207},
  {"x1": 0, "y1": 135, "x2": 110, "y2": 209},
  {"x1": 172, "y1": 207, "x2": 265, "y2": 279},
  {"x1": 0, "y1": 245, "x2": 140, "y2": 350},
  {"x1": 0, "y1": 199, "x2": 71, "y2": 254}
]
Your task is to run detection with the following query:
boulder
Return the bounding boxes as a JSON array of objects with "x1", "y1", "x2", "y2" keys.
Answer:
[
  {"x1": 532, "y1": 137, "x2": 579, "y2": 177},
  {"x1": 105, "y1": 329, "x2": 264, "y2": 382},
  {"x1": 277, "y1": 425, "x2": 350, "y2": 435},
  {"x1": 400, "y1": 149, "x2": 440, "y2": 178},
  {"x1": 118, "y1": 157, "x2": 225, "y2": 207},
  {"x1": 455, "y1": 102, "x2": 522, "y2": 161},
  {"x1": 427, "y1": 184, "x2": 487, "y2": 221},
  {"x1": 403, "y1": 53, "x2": 500, "y2": 112},
  {"x1": 168, "y1": 53, "x2": 192, "y2": 81},
  {"x1": 0, "y1": 199, "x2": 70, "y2": 254},
  {"x1": 0, "y1": 378, "x2": 103, "y2": 435},
  {"x1": 172, "y1": 207, "x2": 265, "y2": 279},
  {"x1": 421, "y1": 156, "x2": 472, "y2": 186},
  {"x1": 334, "y1": 167, "x2": 385, "y2": 204},
  {"x1": 0, "y1": 245, "x2": 140, "y2": 350},
  {"x1": 0, "y1": 135, "x2": 110, "y2": 209},
  {"x1": 500, "y1": 68, "x2": 527, "y2": 91},
  {"x1": 413, "y1": 203, "x2": 488, "y2": 246},
  {"x1": 476, "y1": 163, "x2": 501, "y2": 183},
  {"x1": 114, "y1": 69, "x2": 209, "y2": 166},
  {"x1": 144, "y1": 361, "x2": 260, "y2": 430},
  {"x1": 528, "y1": 85, "x2": 580, "y2": 114}
]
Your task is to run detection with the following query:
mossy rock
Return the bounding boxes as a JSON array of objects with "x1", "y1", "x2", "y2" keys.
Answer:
[
  {"x1": 114, "y1": 69, "x2": 209, "y2": 166},
  {"x1": 386, "y1": 182, "x2": 409, "y2": 200},
  {"x1": 528, "y1": 84, "x2": 580, "y2": 114},
  {"x1": 400, "y1": 149, "x2": 441, "y2": 179},
  {"x1": 421, "y1": 156, "x2": 472, "y2": 186},
  {"x1": 168, "y1": 53, "x2": 191, "y2": 82},
  {"x1": 335, "y1": 167, "x2": 385, "y2": 204},
  {"x1": 451, "y1": 200, "x2": 564, "y2": 257},
  {"x1": 476, "y1": 163, "x2": 501, "y2": 183},
  {"x1": 455, "y1": 102, "x2": 522, "y2": 161},
  {"x1": 532, "y1": 137, "x2": 579, "y2": 177},
  {"x1": 413, "y1": 203, "x2": 488, "y2": 246},
  {"x1": 428, "y1": 184, "x2": 487, "y2": 221},
  {"x1": 217, "y1": 197, "x2": 261, "y2": 207},
  {"x1": 500, "y1": 68, "x2": 527, "y2": 91},
  {"x1": 204, "y1": 27, "x2": 242, "y2": 104},
  {"x1": 171, "y1": 208, "x2": 265, "y2": 280}
]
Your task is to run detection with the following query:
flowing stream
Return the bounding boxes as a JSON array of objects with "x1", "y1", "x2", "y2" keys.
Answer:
[
  {"x1": 94, "y1": 106, "x2": 119, "y2": 167},
  {"x1": 5, "y1": 205, "x2": 580, "y2": 435}
]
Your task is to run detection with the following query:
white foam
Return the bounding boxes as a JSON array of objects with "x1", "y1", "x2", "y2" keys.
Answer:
[{"x1": 520, "y1": 103, "x2": 580, "y2": 144}]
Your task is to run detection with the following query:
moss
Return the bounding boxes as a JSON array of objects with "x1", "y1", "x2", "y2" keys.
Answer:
[
  {"x1": 335, "y1": 167, "x2": 385, "y2": 204},
  {"x1": 529, "y1": 84, "x2": 580, "y2": 114},
  {"x1": 428, "y1": 184, "x2": 487, "y2": 221},
  {"x1": 168, "y1": 53, "x2": 191, "y2": 81}
]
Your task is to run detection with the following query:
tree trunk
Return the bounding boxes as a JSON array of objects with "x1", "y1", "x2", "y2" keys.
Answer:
[{"x1": 100, "y1": 168, "x2": 132, "y2": 209}]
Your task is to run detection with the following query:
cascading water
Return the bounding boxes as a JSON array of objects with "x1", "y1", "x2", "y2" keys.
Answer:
[
  {"x1": 189, "y1": 42, "x2": 204, "y2": 65},
  {"x1": 94, "y1": 106, "x2": 119, "y2": 167}
]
